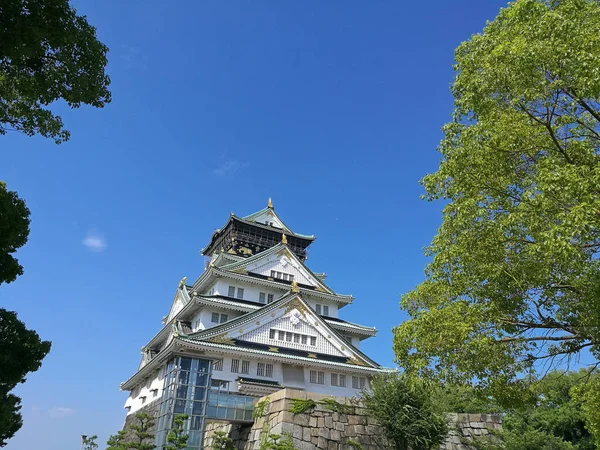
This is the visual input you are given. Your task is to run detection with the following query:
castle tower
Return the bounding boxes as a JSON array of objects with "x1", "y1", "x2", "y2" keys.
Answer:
[{"x1": 120, "y1": 200, "x2": 383, "y2": 448}]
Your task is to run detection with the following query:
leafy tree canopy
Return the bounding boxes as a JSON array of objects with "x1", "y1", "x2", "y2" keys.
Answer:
[
  {"x1": 362, "y1": 372, "x2": 448, "y2": 450},
  {"x1": 0, "y1": 0, "x2": 111, "y2": 143},
  {"x1": 0, "y1": 309, "x2": 51, "y2": 446},
  {"x1": 0, "y1": 182, "x2": 30, "y2": 286},
  {"x1": 394, "y1": 0, "x2": 600, "y2": 402}
]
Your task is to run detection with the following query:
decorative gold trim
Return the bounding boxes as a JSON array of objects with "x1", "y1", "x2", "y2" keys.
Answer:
[
  {"x1": 291, "y1": 280, "x2": 299, "y2": 293},
  {"x1": 346, "y1": 357, "x2": 369, "y2": 367},
  {"x1": 268, "y1": 347, "x2": 279, "y2": 352},
  {"x1": 178, "y1": 276, "x2": 187, "y2": 288},
  {"x1": 268, "y1": 198, "x2": 273, "y2": 209},
  {"x1": 207, "y1": 333, "x2": 235, "y2": 346},
  {"x1": 284, "y1": 297, "x2": 309, "y2": 316},
  {"x1": 255, "y1": 321, "x2": 260, "y2": 325},
  {"x1": 239, "y1": 329, "x2": 244, "y2": 334},
  {"x1": 281, "y1": 233, "x2": 288, "y2": 244},
  {"x1": 307, "y1": 353, "x2": 318, "y2": 359}
]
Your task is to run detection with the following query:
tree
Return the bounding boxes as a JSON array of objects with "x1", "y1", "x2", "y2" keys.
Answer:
[
  {"x1": 394, "y1": 0, "x2": 600, "y2": 403},
  {"x1": 127, "y1": 412, "x2": 155, "y2": 450},
  {"x1": 0, "y1": 309, "x2": 51, "y2": 446},
  {"x1": 81, "y1": 435, "x2": 98, "y2": 450},
  {"x1": 437, "y1": 370, "x2": 597, "y2": 450},
  {"x1": 211, "y1": 431, "x2": 235, "y2": 450},
  {"x1": 361, "y1": 372, "x2": 448, "y2": 450},
  {"x1": 0, "y1": 0, "x2": 111, "y2": 143},
  {"x1": 0, "y1": 182, "x2": 30, "y2": 286},
  {"x1": 165, "y1": 414, "x2": 189, "y2": 450},
  {"x1": 106, "y1": 430, "x2": 127, "y2": 450}
]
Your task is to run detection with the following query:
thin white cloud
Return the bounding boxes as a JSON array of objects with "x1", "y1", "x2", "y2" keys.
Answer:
[
  {"x1": 48, "y1": 407, "x2": 76, "y2": 419},
  {"x1": 82, "y1": 233, "x2": 107, "y2": 252},
  {"x1": 213, "y1": 159, "x2": 249, "y2": 177}
]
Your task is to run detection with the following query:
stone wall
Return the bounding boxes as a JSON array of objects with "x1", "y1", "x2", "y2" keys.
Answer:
[{"x1": 202, "y1": 389, "x2": 502, "y2": 450}]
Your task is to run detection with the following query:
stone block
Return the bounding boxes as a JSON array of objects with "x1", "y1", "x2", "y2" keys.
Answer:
[
  {"x1": 332, "y1": 412, "x2": 339, "y2": 422},
  {"x1": 335, "y1": 422, "x2": 345, "y2": 432},
  {"x1": 339, "y1": 414, "x2": 348, "y2": 423},
  {"x1": 348, "y1": 415, "x2": 359, "y2": 425},
  {"x1": 309, "y1": 417, "x2": 318, "y2": 427},
  {"x1": 327, "y1": 440, "x2": 338, "y2": 450},
  {"x1": 354, "y1": 425, "x2": 365, "y2": 434},
  {"x1": 318, "y1": 417, "x2": 326, "y2": 428},
  {"x1": 281, "y1": 411, "x2": 295, "y2": 424},
  {"x1": 302, "y1": 442, "x2": 317, "y2": 450},
  {"x1": 295, "y1": 414, "x2": 310, "y2": 427},
  {"x1": 312, "y1": 427, "x2": 319, "y2": 437},
  {"x1": 330, "y1": 429, "x2": 341, "y2": 441},
  {"x1": 357, "y1": 415, "x2": 366, "y2": 425},
  {"x1": 317, "y1": 437, "x2": 328, "y2": 449},
  {"x1": 303, "y1": 427, "x2": 312, "y2": 441},
  {"x1": 324, "y1": 416, "x2": 333, "y2": 428},
  {"x1": 293, "y1": 425, "x2": 303, "y2": 440},
  {"x1": 319, "y1": 428, "x2": 330, "y2": 439}
]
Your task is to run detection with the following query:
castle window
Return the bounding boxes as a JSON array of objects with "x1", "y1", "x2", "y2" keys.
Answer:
[
  {"x1": 268, "y1": 294, "x2": 274, "y2": 304},
  {"x1": 220, "y1": 314, "x2": 228, "y2": 323},
  {"x1": 257, "y1": 362, "x2": 264, "y2": 376},
  {"x1": 310, "y1": 370, "x2": 325, "y2": 385},
  {"x1": 339, "y1": 374, "x2": 347, "y2": 388},
  {"x1": 237, "y1": 288, "x2": 244, "y2": 299},
  {"x1": 278, "y1": 330, "x2": 285, "y2": 340},
  {"x1": 359, "y1": 377, "x2": 366, "y2": 389},
  {"x1": 331, "y1": 373, "x2": 338, "y2": 386},
  {"x1": 269, "y1": 329, "x2": 276, "y2": 339},
  {"x1": 211, "y1": 313, "x2": 220, "y2": 323},
  {"x1": 213, "y1": 360, "x2": 223, "y2": 371},
  {"x1": 310, "y1": 336, "x2": 317, "y2": 346},
  {"x1": 265, "y1": 363, "x2": 273, "y2": 377},
  {"x1": 323, "y1": 305, "x2": 329, "y2": 316},
  {"x1": 231, "y1": 359, "x2": 240, "y2": 373},
  {"x1": 241, "y1": 360, "x2": 250, "y2": 374},
  {"x1": 259, "y1": 292, "x2": 266, "y2": 304},
  {"x1": 316, "y1": 304, "x2": 322, "y2": 314},
  {"x1": 228, "y1": 286, "x2": 235, "y2": 297},
  {"x1": 301, "y1": 335, "x2": 307, "y2": 345}
]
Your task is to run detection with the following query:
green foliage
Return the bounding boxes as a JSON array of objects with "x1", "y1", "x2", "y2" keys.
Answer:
[
  {"x1": 81, "y1": 435, "x2": 98, "y2": 450},
  {"x1": 165, "y1": 414, "x2": 189, "y2": 449},
  {"x1": 288, "y1": 398, "x2": 316, "y2": 415},
  {"x1": 394, "y1": 0, "x2": 600, "y2": 405},
  {"x1": 261, "y1": 434, "x2": 296, "y2": 450},
  {"x1": 431, "y1": 383, "x2": 502, "y2": 415},
  {"x1": 105, "y1": 430, "x2": 127, "y2": 450},
  {"x1": 319, "y1": 398, "x2": 355, "y2": 414},
  {"x1": 253, "y1": 397, "x2": 270, "y2": 420},
  {"x1": 127, "y1": 412, "x2": 156, "y2": 450},
  {"x1": 362, "y1": 372, "x2": 448, "y2": 450},
  {"x1": 0, "y1": 182, "x2": 30, "y2": 286},
  {"x1": 211, "y1": 431, "x2": 235, "y2": 450},
  {"x1": 0, "y1": 0, "x2": 111, "y2": 143},
  {"x1": 345, "y1": 438, "x2": 364, "y2": 450},
  {"x1": 0, "y1": 308, "x2": 51, "y2": 446},
  {"x1": 571, "y1": 377, "x2": 600, "y2": 448}
]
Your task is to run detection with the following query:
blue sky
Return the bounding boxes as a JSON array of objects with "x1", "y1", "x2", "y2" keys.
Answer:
[{"x1": 1, "y1": 1, "x2": 509, "y2": 449}]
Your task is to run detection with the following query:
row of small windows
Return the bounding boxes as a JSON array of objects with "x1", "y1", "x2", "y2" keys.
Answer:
[
  {"x1": 228, "y1": 286, "x2": 245, "y2": 299},
  {"x1": 315, "y1": 304, "x2": 329, "y2": 316},
  {"x1": 270, "y1": 271, "x2": 294, "y2": 281},
  {"x1": 213, "y1": 359, "x2": 273, "y2": 378},
  {"x1": 269, "y1": 328, "x2": 317, "y2": 346},
  {"x1": 259, "y1": 292, "x2": 275, "y2": 304},
  {"x1": 309, "y1": 371, "x2": 366, "y2": 389},
  {"x1": 211, "y1": 313, "x2": 228, "y2": 324}
]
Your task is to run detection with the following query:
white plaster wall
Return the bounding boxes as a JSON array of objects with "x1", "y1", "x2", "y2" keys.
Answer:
[
  {"x1": 213, "y1": 280, "x2": 282, "y2": 304},
  {"x1": 124, "y1": 367, "x2": 165, "y2": 415},
  {"x1": 195, "y1": 308, "x2": 243, "y2": 331},
  {"x1": 238, "y1": 315, "x2": 345, "y2": 357},
  {"x1": 210, "y1": 355, "x2": 283, "y2": 392},
  {"x1": 302, "y1": 367, "x2": 369, "y2": 397}
]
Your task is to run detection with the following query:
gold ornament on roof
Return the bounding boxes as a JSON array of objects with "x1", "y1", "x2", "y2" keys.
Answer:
[
  {"x1": 207, "y1": 333, "x2": 235, "y2": 346},
  {"x1": 268, "y1": 198, "x2": 273, "y2": 209},
  {"x1": 291, "y1": 280, "x2": 299, "y2": 293},
  {"x1": 346, "y1": 356, "x2": 369, "y2": 367},
  {"x1": 179, "y1": 277, "x2": 187, "y2": 288},
  {"x1": 282, "y1": 234, "x2": 288, "y2": 244}
]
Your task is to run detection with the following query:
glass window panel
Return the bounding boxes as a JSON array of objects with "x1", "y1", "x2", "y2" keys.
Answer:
[
  {"x1": 323, "y1": 305, "x2": 329, "y2": 316},
  {"x1": 226, "y1": 408, "x2": 235, "y2": 420},
  {"x1": 194, "y1": 387, "x2": 205, "y2": 400},
  {"x1": 196, "y1": 373, "x2": 208, "y2": 386},
  {"x1": 176, "y1": 385, "x2": 188, "y2": 399},
  {"x1": 360, "y1": 377, "x2": 366, "y2": 389},
  {"x1": 268, "y1": 294, "x2": 274, "y2": 304},
  {"x1": 286, "y1": 332, "x2": 292, "y2": 342},
  {"x1": 278, "y1": 330, "x2": 285, "y2": 340},
  {"x1": 220, "y1": 314, "x2": 228, "y2": 323},
  {"x1": 310, "y1": 336, "x2": 316, "y2": 346},
  {"x1": 331, "y1": 373, "x2": 338, "y2": 386},
  {"x1": 318, "y1": 371, "x2": 324, "y2": 384},
  {"x1": 269, "y1": 329, "x2": 276, "y2": 339},
  {"x1": 301, "y1": 335, "x2": 307, "y2": 345},
  {"x1": 228, "y1": 286, "x2": 235, "y2": 297},
  {"x1": 177, "y1": 371, "x2": 190, "y2": 385},
  {"x1": 316, "y1": 304, "x2": 322, "y2": 314},
  {"x1": 293, "y1": 334, "x2": 300, "y2": 343},
  {"x1": 310, "y1": 370, "x2": 316, "y2": 383},
  {"x1": 352, "y1": 376, "x2": 359, "y2": 389},
  {"x1": 237, "y1": 288, "x2": 244, "y2": 299},
  {"x1": 193, "y1": 401, "x2": 204, "y2": 415},
  {"x1": 180, "y1": 357, "x2": 192, "y2": 371},
  {"x1": 259, "y1": 292, "x2": 266, "y2": 303},
  {"x1": 211, "y1": 312, "x2": 220, "y2": 323},
  {"x1": 340, "y1": 374, "x2": 347, "y2": 387},
  {"x1": 174, "y1": 399, "x2": 186, "y2": 414},
  {"x1": 206, "y1": 405, "x2": 217, "y2": 418}
]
